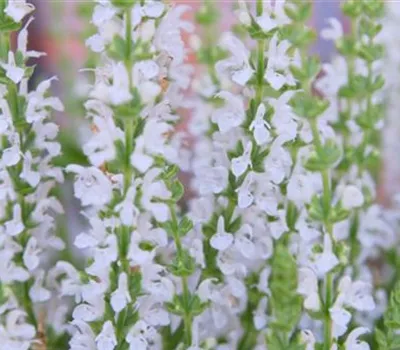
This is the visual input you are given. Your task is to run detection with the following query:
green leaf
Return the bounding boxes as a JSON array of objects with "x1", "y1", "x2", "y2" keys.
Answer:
[
  {"x1": 195, "y1": 4, "x2": 219, "y2": 25},
  {"x1": 268, "y1": 245, "x2": 303, "y2": 339},
  {"x1": 304, "y1": 139, "x2": 342, "y2": 172},
  {"x1": 290, "y1": 92, "x2": 329, "y2": 119},
  {"x1": 170, "y1": 180, "x2": 184, "y2": 202},
  {"x1": 290, "y1": 56, "x2": 320, "y2": 83},
  {"x1": 178, "y1": 217, "x2": 193, "y2": 237},
  {"x1": 0, "y1": 17, "x2": 20, "y2": 32},
  {"x1": 168, "y1": 250, "x2": 196, "y2": 277},
  {"x1": 284, "y1": 2, "x2": 312, "y2": 22},
  {"x1": 307, "y1": 195, "x2": 325, "y2": 222},
  {"x1": 111, "y1": 0, "x2": 135, "y2": 9}
]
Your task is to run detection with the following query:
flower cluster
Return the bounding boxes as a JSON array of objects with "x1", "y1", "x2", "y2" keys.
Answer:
[
  {"x1": 0, "y1": 0, "x2": 66, "y2": 348},
  {"x1": 1, "y1": 0, "x2": 400, "y2": 349}
]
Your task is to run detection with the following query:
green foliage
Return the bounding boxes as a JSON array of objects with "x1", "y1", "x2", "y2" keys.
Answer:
[
  {"x1": 376, "y1": 282, "x2": 400, "y2": 350},
  {"x1": 266, "y1": 244, "x2": 303, "y2": 349},
  {"x1": 290, "y1": 92, "x2": 329, "y2": 120},
  {"x1": 304, "y1": 140, "x2": 342, "y2": 172}
]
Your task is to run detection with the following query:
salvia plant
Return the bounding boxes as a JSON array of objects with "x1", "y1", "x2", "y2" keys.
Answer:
[{"x1": 0, "y1": 0, "x2": 400, "y2": 349}]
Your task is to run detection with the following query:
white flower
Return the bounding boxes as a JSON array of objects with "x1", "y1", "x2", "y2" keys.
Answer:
[
  {"x1": 269, "y1": 90, "x2": 297, "y2": 141},
  {"x1": 211, "y1": 91, "x2": 245, "y2": 133},
  {"x1": 17, "y1": 17, "x2": 45, "y2": 58},
  {"x1": 96, "y1": 321, "x2": 117, "y2": 350},
  {"x1": 253, "y1": 297, "x2": 268, "y2": 330},
  {"x1": 342, "y1": 185, "x2": 364, "y2": 210},
  {"x1": 265, "y1": 35, "x2": 295, "y2": 90},
  {"x1": 4, "y1": 204, "x2": 24, "y2": 237},
  {"x1": 86, "y1": 34, "x2": 105, "y2": 53},
  {"x1": 66, "y1": 165, "x2": 113, "y2": 207},
  {"x1": 312, "y1": 234, "x2": 339, "y2": 277},
  {"x1": 126, "y1": 321, "x2": 155, "y2": 350},
  {"x1": 287, "y1": 173, "x2": 315, "y2": 204},
  {"x1": 321, "y1": 18, "x2": 343, "y2": 41},
  {"x1": 256, "y1": 0, "x2": 290, "y2": 32},
  {"x1": 210, "y1": 217, "x2": 233, "y2": 251},
  {"x1": 20, "y1": 151, "x2": 40, "y2": 187},
  {"x1": 232, "y1": 142, "x2": 252, "y2": 177},
  {"x1": 236, "y1": 172, "x2": 254, "y2": 209},
  {"x1": 249, "y1": 103, "x2": 271, "y2": 146},
  {"x1": 141, "y1": 168, "x2": 171, "y2": 222},
  {"x1": 269, "y1": 209, "x2": 289, "y2": 240},
  {"x1": 22, "y1": 237, "x2": 40, "y2": 271},
  {"x1": 154, "y1": 5, "x2": 193, "y2": 65},
  {"x1": 2, "y1": 133, "x2": 21, "y2": 167},
  {"x1": 344, "y1": 327, "x2": 370, "y2": 350},
  {"x1": 26, "y1": 77, "x2": 64, "y2": 123},
  {"x1": 110, "y1": 273, "x2": 132, "y2": 313},
  {"x1": 330, "y1": 303, "x2": 352, "y2": 338},
  {"x1": 73, "y1": 298, "x2": 105, "y2": 322},
  {"x1": 264, "y1": 138, "x2": 292, "y2": 184},
  {"x1": 69, "y1": 320, "x2": 96, "y2": 350},
  {"x1": 297, "y1": 267, "x2": 321, "y2": 311},
  {"x1": 115, "y1": 185, "x2": 140, "y2": 226},
  {"x1": 130, "y1": 137, "x2": 154, "y2": 173},
  {"x1": 215, "y1": 32, "x2": 254, "y2": 86},
  {"x1": 337, "y1": 276, "x2": 375, "y2": 312},
  {"x1": 4, "y1": 310, "x2": 36, "y2": 340},
  {"x1": 296, "y1": 213, "x2": 321, "y2": 242},
  {"x1": 29, "y1": 270, "x2": 51, "y2": 302},
  {"x1": 234, "y1": 224, "x2": 256, "y2": 259},
  {"x1": 0, "y1": 52, "x2": 24, "y2": 84},
  {"x1": 133, "y1": 60, "x2": 161, "y2": 103},
  {"x1": 198, "y1": 166, "x2": 228, "y2": 195},
  {"x1": 109, "y1": 62, "x2": 132, "y2": 105},
  {"x1": 5, "y1": 0, "x2": 34, "y2": 22},
  {"x1": 235, "y1": 0, "x2": 251, "y2": 26},
  {"x1": 300, "y1": 330, "x2": 316, "y2": 350}
]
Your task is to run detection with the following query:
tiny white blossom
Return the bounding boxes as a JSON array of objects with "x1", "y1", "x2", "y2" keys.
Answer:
[
  {"x1": 342, "y1": 185, "x2": 364, "y2": 210},
  {"x1": 321, "y1": 18, "x2": 343, "y2": 41},
  {"x1": 298, "y1": 267, "x2": 321, "y2": 311},
  {"x1": 216, "y1": 32, "x2": 254, "y2": 86},
  {"x1": 22, "y1": 237, "x2": 40, "y2": 271},
  {"x1": 110, "y1": 273, "x2": 132, "y2": 313},
  {"x1": 211, "y1": 91, "x2": 245, "y2": 133},
  {"x1": 1, "y1": 52, "x2": 24, "y2": 84},
  {"x1": 5, "y1": 204, "x2": 24, "y2": 237},
  {"x1": 344, "y1": 327, "x2": 370, "y2": 350},
  {"x1": 210, "y1": 217, "x2": 233, "y2": 251},
  {"x1": 96, "y1": 321, "x2": 117, "y2": 350},
  {"x1": 5, "y1": 0, "x2": 34, "y2": 22},
  {"x1": 249, "y1": 103, "x2": 271, "y2": 146},
  {"x1": 66, "y1": 165, "x2": 113, "y2": 207},
  {"x1": 312, "y1": 234, "x2": 339, "y2": 277},
  {"x1": 232, "y1": 142, "x2": 252, "y2": 177}
]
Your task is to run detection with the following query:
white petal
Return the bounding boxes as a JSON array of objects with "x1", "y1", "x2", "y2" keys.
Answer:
[{"x1": 210, "y1": 232, "x2": 233, "y2": 251}]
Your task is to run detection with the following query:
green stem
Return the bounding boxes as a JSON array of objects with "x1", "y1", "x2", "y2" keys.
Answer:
[
  {"x1": 169, "y1": 203, "x2": 192, "y2": 346},
  {"x1": 256, "y1": 0, "x2": 263, "y2": 16},
  {"x1": 323, "y1": 273, "x2": 333, "y2": 350}
]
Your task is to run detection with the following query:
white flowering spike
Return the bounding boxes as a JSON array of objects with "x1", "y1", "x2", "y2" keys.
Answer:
[
  {"x1": 0, "y1": 2, "x2": 65, "y2": 347},
  {"x1": 61, "y1": 1, "x2": 199, "y2": 349}
]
